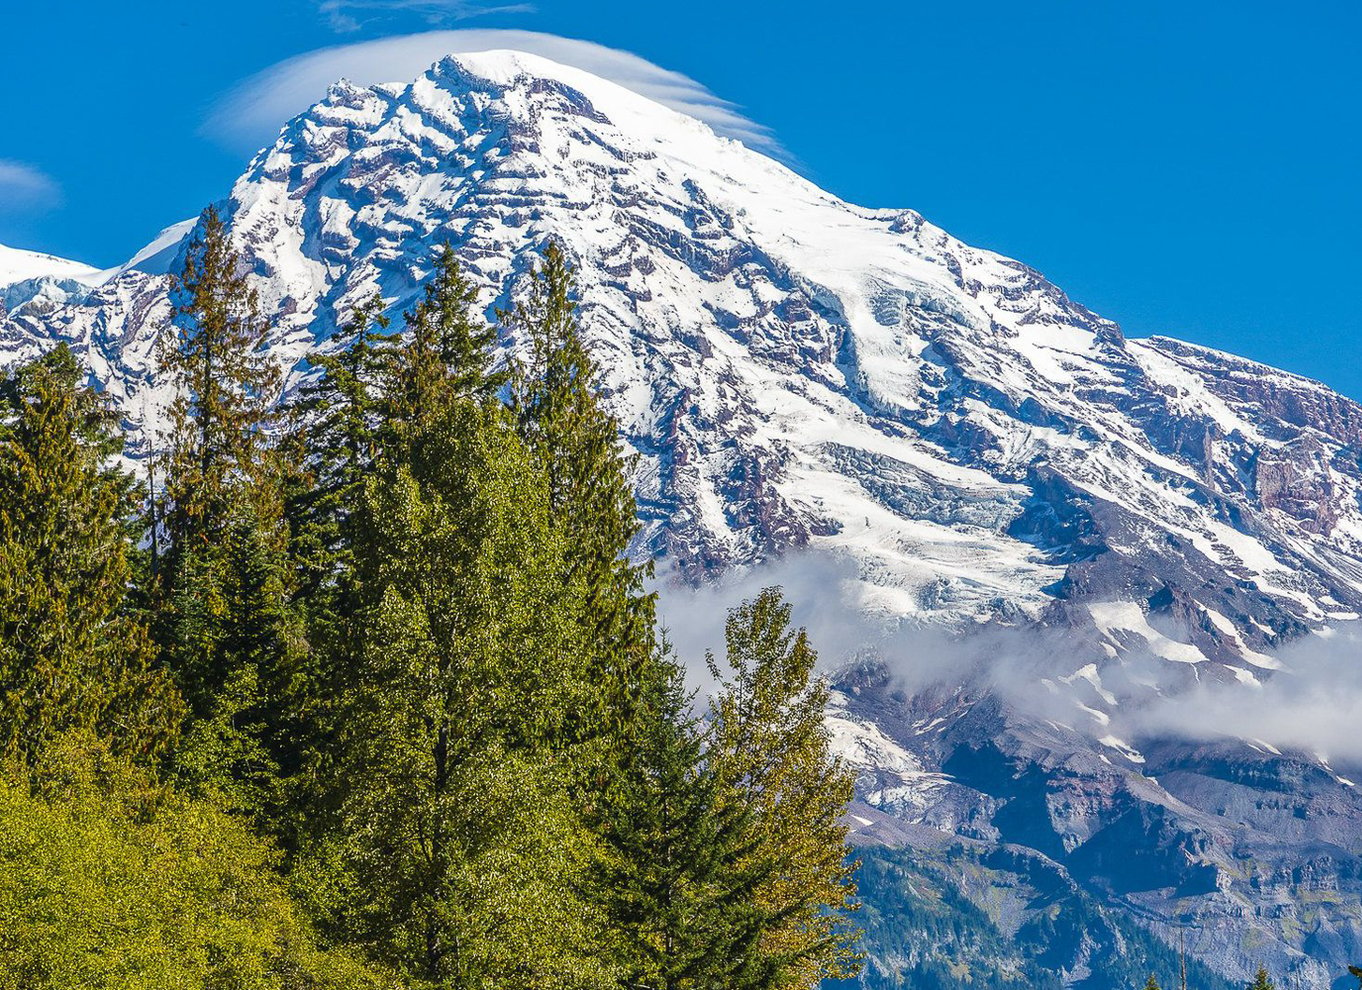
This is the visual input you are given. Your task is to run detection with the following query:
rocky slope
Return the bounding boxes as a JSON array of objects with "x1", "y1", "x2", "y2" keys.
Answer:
[{"x1": 4, "y1": 49, "x2": 1361, "y2": 986}]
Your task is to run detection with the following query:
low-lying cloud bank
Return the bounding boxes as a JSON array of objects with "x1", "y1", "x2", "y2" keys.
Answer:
[{"x1": 655, "y1": 549, "x2": 1362, "y2": 769}]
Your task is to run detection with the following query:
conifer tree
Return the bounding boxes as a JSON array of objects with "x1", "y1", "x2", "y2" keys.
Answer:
[
  {"x1": 0, "y1": 346, "x2": 182, "y2": 767},
  {"x1": 1250, "y1": 966, "x2": 1275, "y2": 990},
  {"x1": 157, "y1": 205, "x2": 281, "y2": 543},
  {"x1": 504, "y1": 241, "x2": 655, "y2": 742},
  {"x1": 319, "y1": 398, "x2": 606, "y2": 989},
  {"x1": 707, "y1": 587, "x2": 863, "y2": 989},
  {"x1": 285, "y1": 293, "x2": 390, "y2": 615},
  {"x1": 154, "y1": 205, "x2": 298, "y2": 813},
  {"x1": 593, "y1": 648, "x2": 771, "y2": 990},
  {"x1": 383, "y1": 244, "x2": 505, "y2": 445},
  {"x1": 1145, "y1": 974, "x2": 1163, "y2": 990},
  {"x1": 301, "y1": 255, "x2": 609, "y2": 988}
]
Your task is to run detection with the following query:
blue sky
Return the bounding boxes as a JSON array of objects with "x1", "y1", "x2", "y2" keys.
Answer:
[{"x1": 3, "y1": 1, "x2": 1359, "y2": 396}]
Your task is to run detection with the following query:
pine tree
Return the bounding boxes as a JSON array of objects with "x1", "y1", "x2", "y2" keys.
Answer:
[
  {"x1": 317, "y1": 398, "x2": 607, "y2": 989},
  {"x1": 157, "y1": 205, "x2": 281, "y2": 544},
  {"x1": 285, "y1": 293, "x2": 390, "y2": 616},
  {"x1": 707, "y1": 587, "x2": 863, "y2": 989},
  {"x1": 593, "y1": 647, "x2": 771, "y2": 989},
  {"x1": 383, "y1": 244, "x2": 505, "y2": 446},
  {"x1": 154, "y1": 205, "x2": 298, "y2": 814},
  {"x1": 504, "y1": 241, "x2": 655, "y2": 743},
  {"x1": 1250, "y1": 966, "x2": 1275, "y2": 990},
  {"x1": 0, "y1": 345, "x2": 183, "y2": 768},
  {"x1": 297, "y1": 261, "x2": 611, "y2": 987}
]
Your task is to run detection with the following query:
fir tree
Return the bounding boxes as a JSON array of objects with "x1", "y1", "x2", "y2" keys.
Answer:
[
  {"x1": 300, "y1": 265, "x2": 610, "y2": 987},
  {"x1": 285, "y1": 293, "x2": 390, "y2": 616},
  {"x1": 504, "y1": 241, "x2": 655, "y2": 743},
  {"x1": 707, "y1": 587, "x2": 863, "y2": 988},
  {"x1": 154, "y1": 205, "x2": 298, "y2": 814},
  {"x1": 0, "y1": 345, "x2": 182, "y2": 768},
  {"x1": 317, "y1": 398, "x2": 607, "y2": 989},
  {"x1": 1250, "y1": 966, "x2": 1275, "y2": 990},
  {"x1": 593, "y1": 647, "x2": 770, "y2": 989},
  {"x1": 382, "y1": 243, "x2": 505, "y2": 447},
  {"x1": 157, "y1": 205, "x2": 281, "y2": 545},
  {"x1": 1146, "y1": 974, "x2": 1163, "y2": 990}
]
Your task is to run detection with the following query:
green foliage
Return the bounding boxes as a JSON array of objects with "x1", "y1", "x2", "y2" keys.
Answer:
[
  {"x1": 0, "y1": 736, "x2": 388, "y2": 990},
  {"x1": 2, "y1": 237, "x2": 868, "y2": 990},
  {"x1": 298, "y1": 259, "x2": 610, "y2": 988},
  {"x1": 0, "y1": 345, "x2": 182, "y2": 767},
  {"x1": 383, "y1": 244, "x2": 505, "y2": 444},
  {"x1": 505, "y1": 241, "x2": 655, "y2": 745},
  {"x1": 707, "y1": 587, "x2": 863, "y2": 988},
  {"x1": 1249, "y1": 966, "x2": 1276, "y2": 990},
  {"x1": 285, "y1": 293, "x2": 390, "y2": 617},
  {"x1": 157, "y1": 204, "x2": 281, "y2": 537},
  {"x1": 154, "y1": 206, "x2": 302, "y2": 818},
  {"x1": 592, "y1": 649, "x2": 769, "y2": 989}
]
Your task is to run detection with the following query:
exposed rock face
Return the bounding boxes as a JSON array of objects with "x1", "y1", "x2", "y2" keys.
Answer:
[{"x1": 3, "y1": 49, "x2": 1361, "y2": 987}]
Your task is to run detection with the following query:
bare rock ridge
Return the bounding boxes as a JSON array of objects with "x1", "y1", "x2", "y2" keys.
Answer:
[{"x1": 4, "y1": 49, "x2": 1361, "y2": 986}]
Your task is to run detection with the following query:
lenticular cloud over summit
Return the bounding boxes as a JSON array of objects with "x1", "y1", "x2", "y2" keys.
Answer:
[{"x1": 204, "y1": 29, "x2": 781, "y2": 158}]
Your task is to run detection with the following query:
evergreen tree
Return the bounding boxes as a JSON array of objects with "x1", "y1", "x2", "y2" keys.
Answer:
[
  {"x1": 299, "y1": 262, "x2": 610, "y2": 987},
  {"x1": 0, "y1": 345, "x2": 182, "y2": 767},
  {"x1": 383, "y1": 244, "x2": 505, "y2": 446},
  {"x1": 1250, "y1": 966, "x2": 1275, "y2": 990},
  {"x1": 1146, "y1": 974, "x2": 1163, "y2": 990},
  {"x1": 315, "y1": 398, "x2": 606, "y2": 989},
  {"x1": 154, "y1": 205, "x2": 298, "y2": 814},
  {"x1": 157, "y1": 205, "x2": 281, "y2": 543},
  {"x1": 707, "y1": 587, "x2": 863, "y2": 989},
  {"x1": 285, "y1": 293, "x2": 390, "y2": 617},
  {"x1": 593, "y1": 647, "x2": 770, "y2": 989},
  {"x1": 504, "y1": 241, "x2": 655, "y2": 743}
]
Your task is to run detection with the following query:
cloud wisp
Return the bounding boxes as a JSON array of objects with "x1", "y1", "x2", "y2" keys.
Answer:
[
  {"x1": 317, "y1": 0, "x2": 534, "y2": 34},
  {"x1": 0, "y1": 161, "x2": 61, "y2": 214},
  {"x1": 656, "y1": 548, "x2": 1362, "y2": 770},
  {"x1": 203, "y1": 29, "x2": 781, "y2": 160}
]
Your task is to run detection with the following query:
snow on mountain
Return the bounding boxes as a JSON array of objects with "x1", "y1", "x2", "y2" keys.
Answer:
[
  {"x1": 0, "y1": 242, "x2": 106, "y2": 319},
  {"x1": 5, "y1": 49, "x2": 1362, "y2": 984},
  {"x1": 0, "y1": 243, "x2": 101, "y2": 286}
]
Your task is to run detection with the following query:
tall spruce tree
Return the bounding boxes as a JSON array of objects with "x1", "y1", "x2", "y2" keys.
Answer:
[
  {"x1": 157, "y1": 205, "x2": 281, "y2": 542},
  {"x1": 302, "y1": 252, "x2": 610, "y2": 988},
  {"x1": 383, "y1": 244, "x2": 505, "y2": 446},
  {"x1": 1250, "y1": 966, "x2": 1275, "y2": 990},
  {"x1": 0, "y1": 346, "x2": 182, "y2": 768},
  {"x1": 707, "y1": 587, "x2": 863, "y2": 989},
  {"x1": 593, "y1": 648, "x2": 771, "y2": 990},
  {"x1": 154, "y1": 205, "x2": 298, "y2": 814},
  {"x1": 285, "y1": 293, "x2": 390, "y2": 617},
  {"x1": 504, "y1": 241, "x2": 655, "y2": 744}
]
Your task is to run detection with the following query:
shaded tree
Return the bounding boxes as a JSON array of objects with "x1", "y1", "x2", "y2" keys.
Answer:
[
  {"x1": 708, "y1": 587, "x2": 863, "y2": 988},
  {"x1": 0, "y1": 345, "x2": 182, "y2": 768}
]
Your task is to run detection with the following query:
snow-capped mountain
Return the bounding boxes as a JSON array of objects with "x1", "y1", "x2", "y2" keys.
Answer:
[
  {"x1": 5, "y1": 49, "x2": 1361, "y2": 986},
  {"x1": 0, "y1": 243, "x2": 104, "y2": 318}
]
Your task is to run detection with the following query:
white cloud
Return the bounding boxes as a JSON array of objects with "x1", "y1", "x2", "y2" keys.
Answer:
[
  {"x1": 203, "y1": 29, "x2": 781, "y2": 159},
  {"x1": 0, "y1": 161, "x2": 61, "y2": 213},
  {"x1": 656, "y1": 548, "x2": 1362, "y2": 771}
]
